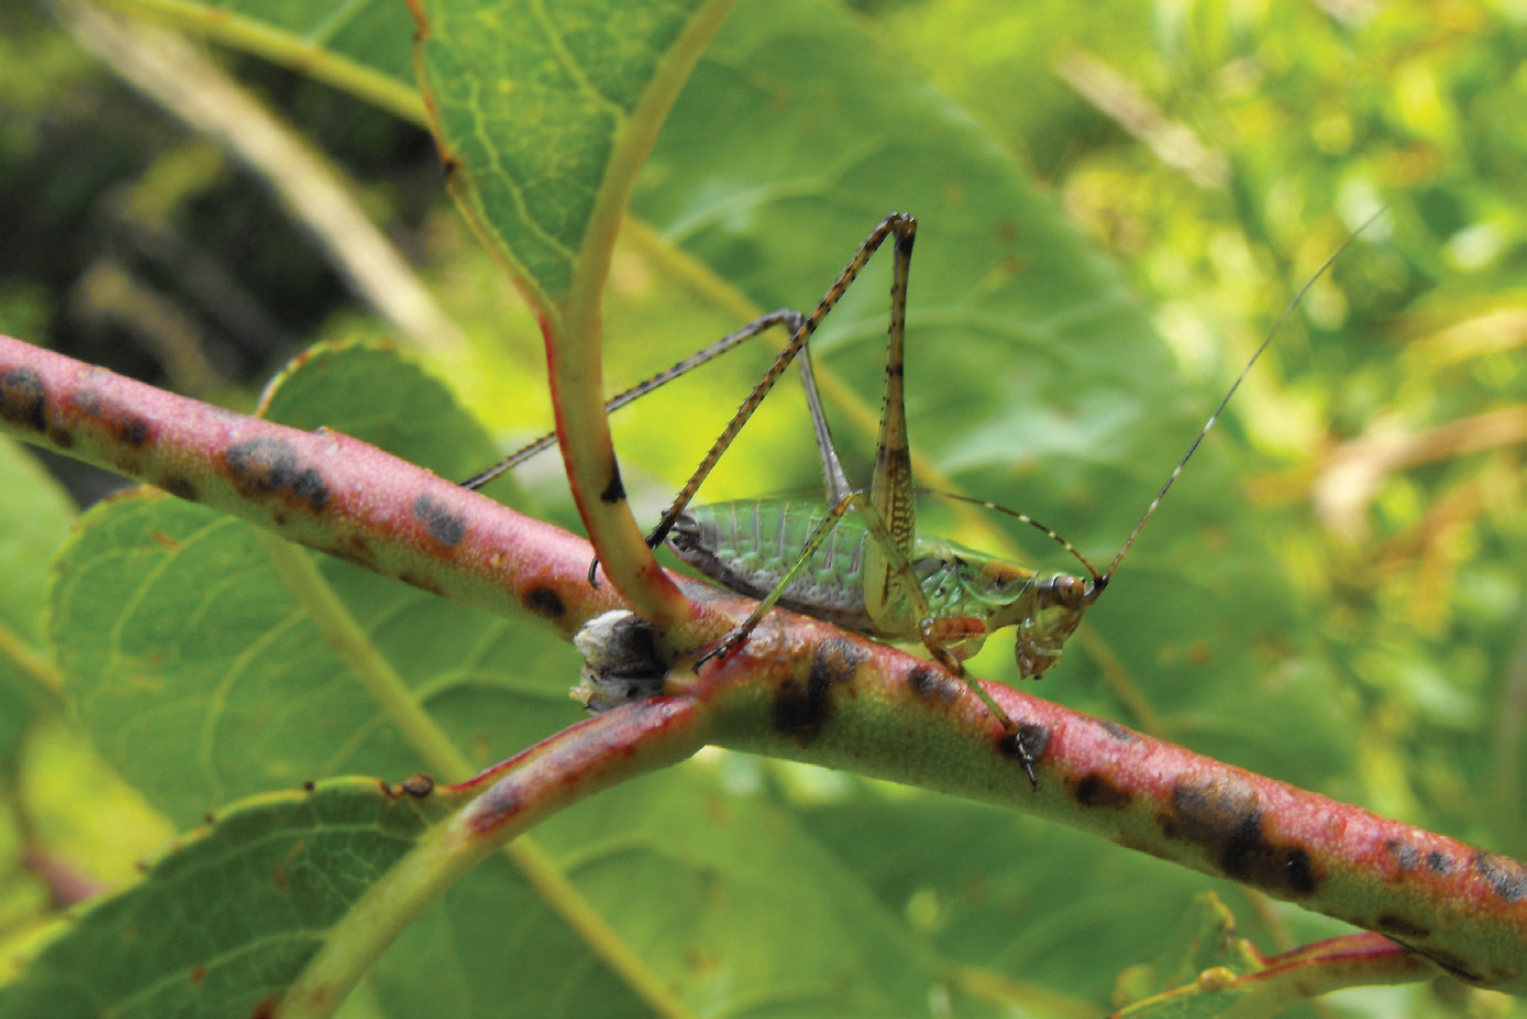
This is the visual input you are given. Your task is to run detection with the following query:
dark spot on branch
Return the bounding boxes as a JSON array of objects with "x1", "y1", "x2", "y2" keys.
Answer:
[
  {"x1": 413, "y1": 494, "x2": 466, "y2": 547},
  {"x1": 1427, "y1": 851, "x2": 1451, "y2": 875},
  {"x1": 1386, "y1": 839, "x2": 1420, "y2": 871},
  {"x1": 302, "y1": 781, "x2": 316, "y2": 792},
  {"x1": 908, "y1": 666, "x2": 958, "y2": 702},
  {"x1": 1473, "y1": 851, "x2": 1527, "y2": 903},
  {"x1": 1073, "y1": 773, "x2": 1132, "y2": 809},
  {"x1": 252, "y1": 997, "x2": 278, "y2": 1019},
  {"x1": 774, "y1": 638, "x2": 865, "y2": 746},
  {"x1": 72, "y1": 388, "x2": 153, "y2": 449},
  {"x1": 523, "y1": 587, "x2": 565, "y2": 619},
  {"x1": 1163, "y1": 779, "x2": 1321, "y2": 896},
  {"x1": 0, "y1": 368, "x2": 47, "y2": 432},
  {"x1": 116, "y1": 416, "x2": 151, "y2": 448},
  {"x1": 469, "y1": 785, "x2": 524, "y2": 836},
  {"x1": 161, "y1": 476, "x2": 198, "y2": 502},
  {"x1": 225, "y1": 438, "x2": 329, "y2": 511},
  {"x1": 1100, "y1": 719, "x2": 1139, "y2": 744},
  {"x1": 47, "y1": 426, "x2": 72, "y2": 449},
  {"x1": 1375, "y1": 913, "x2": 1431, "y2": 940},
  {"x1": 600, "y1": 463, "x2": 626, "y2": 504},
  {"x1": 189, "y1": 965, "x2": 206, "y2": 985}
]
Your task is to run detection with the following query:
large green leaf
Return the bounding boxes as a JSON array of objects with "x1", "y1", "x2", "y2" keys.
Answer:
[
  {"x1": 411, "y1": 0, "x2": 729, "y2": 312},
  {"x1": 0, "y1": 779, "x2": 435, "y2": 1019},
  {"x1": 378, "y1": 767, "x2": 961, "y2": 1019},
  {"x1": 49, "y1": 342, "x2": 580, "y2": 825}
]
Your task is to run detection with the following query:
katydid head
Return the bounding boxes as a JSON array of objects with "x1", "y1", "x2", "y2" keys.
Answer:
[
  {"x1": 988, "y1": 571, "x2": 1095, "y2": 678},
  {"x1": 924, "y1": 491, "x2": 1105, "y2": 678}
]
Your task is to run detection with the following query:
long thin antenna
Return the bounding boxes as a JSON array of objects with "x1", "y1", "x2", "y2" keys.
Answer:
[
  {"x1": 1098, "y1": 208, "x2": 1386, "y2": 592},
  {"x1": 918, "y1": 487, "x2": 1102, "y2": 583}
]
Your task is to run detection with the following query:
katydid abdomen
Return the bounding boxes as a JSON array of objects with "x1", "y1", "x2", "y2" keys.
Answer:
[{"x1": 670, "y1": 500, "x2": 877, "y2": 631}]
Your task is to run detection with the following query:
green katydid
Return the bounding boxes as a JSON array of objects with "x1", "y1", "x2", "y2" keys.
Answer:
[{"x1": 468, "y1": 212, "x2": 1372, "y2": 770}]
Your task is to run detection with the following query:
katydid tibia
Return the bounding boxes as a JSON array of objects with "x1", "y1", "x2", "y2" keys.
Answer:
[{"x1": 465, "y1": 211, "x2": 1372, "y2": 763}]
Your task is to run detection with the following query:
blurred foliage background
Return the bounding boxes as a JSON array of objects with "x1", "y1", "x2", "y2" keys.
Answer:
[{"x1": 0, "y1": 0, "x2": 1524, "y2": 1015}]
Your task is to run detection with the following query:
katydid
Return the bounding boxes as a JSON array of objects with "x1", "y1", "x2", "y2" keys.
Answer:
[
  {"x1": 640, "y1": 212, "x2": 1372, "y2": 741},
  {"x1": 468, "y1": 212, "x2": 1371, "y2": 757}
]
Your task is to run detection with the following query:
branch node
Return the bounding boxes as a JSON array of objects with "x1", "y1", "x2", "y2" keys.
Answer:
[{"x1": 572, "y1": 610, "x2": 670, "y2": 711}]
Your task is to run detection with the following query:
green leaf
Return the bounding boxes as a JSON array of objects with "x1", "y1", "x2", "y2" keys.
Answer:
[
  {"x1": 257, "y1": 339, "x2": 498, "y2": 481},
  {"x1": 0, "y1": 439, "x2": 74, "y2": 646},
  {"x1": 410, "y1": 0, "x2": 732, "y2": 314},
  {"x1": 0, "y1": 778, "x2": 434, "y2": 1019},
  {"x1": 0, "y1": 438, "x2": 74, "y2": 754},
  {"x1": 97, "y1": 0, "x2": 422, "y2": 122},
  {"x1": 48, "y1": 343, "x2": 580, "y2": 826},
  {"x1": 788, "y1": 775, "x2": 1241, "y2": 1006}
]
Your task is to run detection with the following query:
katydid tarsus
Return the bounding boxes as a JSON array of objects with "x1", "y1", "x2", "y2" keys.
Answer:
[{"x1": 467, "y1": 212, "x2": 1372, "y2": 767}]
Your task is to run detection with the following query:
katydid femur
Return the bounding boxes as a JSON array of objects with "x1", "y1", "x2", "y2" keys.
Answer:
[{"x1": 468, "y1": 212, "x2": 1370, "y2": 745}]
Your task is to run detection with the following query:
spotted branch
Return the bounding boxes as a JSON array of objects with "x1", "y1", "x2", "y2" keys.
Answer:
[
  {"x1": 659, "y1": 609, "x2": 1527, "y2": 994},
  {"x1": 0, "y1": 334, "x2": 712, "y2": 642}
]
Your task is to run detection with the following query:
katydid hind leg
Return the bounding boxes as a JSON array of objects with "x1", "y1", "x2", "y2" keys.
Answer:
[
  {"x1": 862, "y1": 219, "x2": 920, "y2": 628},
  {"x1": 642, "y1": 213, "x2": 922, "y2": 551}
]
